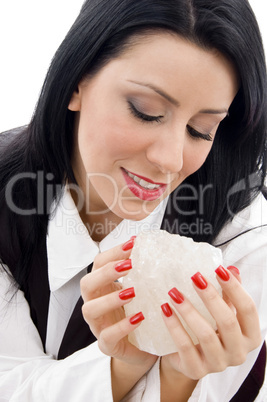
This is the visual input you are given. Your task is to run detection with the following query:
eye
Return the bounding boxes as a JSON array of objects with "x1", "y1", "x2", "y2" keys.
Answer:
[
  {"x1": 187, "y1": 125, "x2": 213, "y2": 142},
  {"x1": 128, "y1": 101, "x2": 164, "y2": 123}
]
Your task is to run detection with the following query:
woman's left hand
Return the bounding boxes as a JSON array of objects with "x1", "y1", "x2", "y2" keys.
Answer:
[{"x1": 160, "y1": 266, "x2": 262, "y2": 381}]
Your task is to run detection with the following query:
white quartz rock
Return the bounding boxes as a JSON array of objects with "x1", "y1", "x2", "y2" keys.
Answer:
[{"x1": 122, "y1": 230, "x2": 223, "y2": 356}]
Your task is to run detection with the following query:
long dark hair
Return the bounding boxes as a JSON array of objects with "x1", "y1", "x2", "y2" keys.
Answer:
[{"x1": 0, "y1": 0, "x2": 266, "y2": 286}]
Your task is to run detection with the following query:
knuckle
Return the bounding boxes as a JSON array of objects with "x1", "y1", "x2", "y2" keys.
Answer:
[
  {"x1": 241, "y1": 298, "x2": 257, "y2": 316},
  {"x1": 230, "y1": 351, "x2": 246, "y2": 366},
  {"x1": 218, "y1": 361, "x2": 227, "y2": 372},
  {"x1": 222, "y1": 314, "x2": 237, "y2": 332},
  {"x1": 190, "y1": 367, "x2": 206, "y2": 380},
  {"x1": 99, "y1": 329, "x2": 111, "y2": 346},
  {"x1": 93, "y1": 253, "x2": 102, "y2": 268},
  {"x1": 249, "y1": 333, "x2": 262, "y2": 351},
  {"x1": 212, "y1": 359, "x2": 227, "y2": 373},
  {"x1": 80, "y1": 275, "x2": 89, "y2": 294},
  {"x1": 178, "y1": 339, "x2": 193, "y2": 354},
  {"x1": 98, "y1": 335, "x2": 113, "y2": 356},
  {"x1": 205, "y1": 288, "x2": 219, "y2": 303},
  {"x1": 255, "y1": 334, "x2": 263, "y2": 348},
  {"x1": 81, "y1": 302, "x2": 91, "y2": 322},
  {"x1": 199, "y1": 328, "x2": 215, "y2": 345}
]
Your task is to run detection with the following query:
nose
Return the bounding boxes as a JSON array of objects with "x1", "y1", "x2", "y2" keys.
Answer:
[{"x1": 146, "y1": 126, "x2": 185, "y2": 174}]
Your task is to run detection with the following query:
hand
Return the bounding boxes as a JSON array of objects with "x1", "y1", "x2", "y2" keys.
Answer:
[
  {"x1": 160, "y1": 266, "x2": 262, "y2": 381},
  {"x1": 80, "y1": 237, "x2": 157, "y2": 400}
]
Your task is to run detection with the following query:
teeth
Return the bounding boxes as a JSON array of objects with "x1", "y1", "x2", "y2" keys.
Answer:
[{"x1": 127, "y1": 172, "x2": 161, "y2": 190}]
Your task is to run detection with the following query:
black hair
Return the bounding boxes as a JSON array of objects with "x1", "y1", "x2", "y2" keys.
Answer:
[{"x1": 0, "y1": 0, "x2": 266, "y2": 286}]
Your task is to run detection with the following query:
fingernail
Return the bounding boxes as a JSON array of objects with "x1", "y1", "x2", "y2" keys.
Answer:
[
  {"x1": 115, "y1": 259, "x2": 132, "y2": 272},
  {"x1": 122, "y1": 238, "x2": 135, "y2": 251},
  {"x1": 161, "y1": 303, "x2": 173, "y2": 317},
  {"x1": 119, "y1": 287, "x2": 135, "y2": 300},
  {"x1": 191, "y1": 272, "x2": 208, "y2": 290},
  {"x1": 129, "y1": 312, "x2": 145, "y2": 325},
  {"x1": 227, "y1": 265, "x2": 240, "y2": 275},
  {"x1": 215, "y1": 265, "x2": 230, "y2": 281},
  {"x1": 168, "y1": 287, "x2": 184, "y2": 304}
]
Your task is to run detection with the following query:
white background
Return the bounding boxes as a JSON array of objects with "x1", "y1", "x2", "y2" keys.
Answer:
[
  {"x1": 0, "y1": 0, "x2": 266, "y2": 133},
  {"x1": 0, "y1": 1, "x2": 266, "y2": 397}
]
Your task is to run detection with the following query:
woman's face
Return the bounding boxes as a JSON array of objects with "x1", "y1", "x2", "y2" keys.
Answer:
[{"x1": 69, "y1": 33, "x2": 238, "y2": 223}]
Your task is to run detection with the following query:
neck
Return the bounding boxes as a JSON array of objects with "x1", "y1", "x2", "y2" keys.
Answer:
[
  {"x1": 70, "y1": 186, "x2": 122, "y2": 241},
  {"x1": 82, "y1": 212, "x2": 123, "y2": 242}
]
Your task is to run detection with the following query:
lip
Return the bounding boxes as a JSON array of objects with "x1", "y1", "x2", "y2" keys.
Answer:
[
  {"x1": 121, "y1": 168, "x2": 168, "y2": 201},
  {"x1": 125, "y1": 169, "x2": 166, "y2": 186}
]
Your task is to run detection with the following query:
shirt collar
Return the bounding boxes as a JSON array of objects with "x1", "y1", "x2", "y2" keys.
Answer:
[
  {"x1": 214, "y1": 193, "x2": 267, "y2": 246},
  {"x1": 47, "y1": 187, "x2": 168, "y2": 291}
]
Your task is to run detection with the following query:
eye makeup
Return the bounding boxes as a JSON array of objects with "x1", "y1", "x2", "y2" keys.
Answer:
[
  {"x1": 127, "y1": 100, "x2": 214, "y2": 141},
  {"x1": 186, "y1": 125, "x2": 213, "y2": 142},
  {"x1": 127, "y1": 100, "x2": 164, "y2": 123}
]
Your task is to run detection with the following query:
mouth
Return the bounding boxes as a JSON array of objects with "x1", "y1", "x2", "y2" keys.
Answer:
[{"x1": 121, "y1": 168, "x2": 168, "y2": 201}]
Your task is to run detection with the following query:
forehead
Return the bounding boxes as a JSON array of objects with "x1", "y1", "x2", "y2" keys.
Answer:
[
  {"x1": 118, "y1": 32, "x2": 237, "y2": 81},
  {"x1": 87, "y1": 32, "x2": 239, "y2": 112}
]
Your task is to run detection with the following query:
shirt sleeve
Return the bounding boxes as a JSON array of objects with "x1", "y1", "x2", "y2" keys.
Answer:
[{"x1": 0, "y1": 268, "x2": 113, "y2": 402}]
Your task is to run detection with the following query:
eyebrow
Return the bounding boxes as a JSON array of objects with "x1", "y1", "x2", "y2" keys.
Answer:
[{"x1": 127, "y1": 80, "x2": 228, "y2": 115}]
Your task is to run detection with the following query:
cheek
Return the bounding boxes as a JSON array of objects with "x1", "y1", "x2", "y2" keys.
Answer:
[
  {"x1": 183, "y1": 142, "x2": 213, "y2": 176},
  {"x1": 97, "y1": 117, "x2": 148, "y2": 158}
]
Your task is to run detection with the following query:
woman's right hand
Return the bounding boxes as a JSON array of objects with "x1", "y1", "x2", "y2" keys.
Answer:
[{"x1": 80, "y1": 237, "x2": 157, "y2": 400}]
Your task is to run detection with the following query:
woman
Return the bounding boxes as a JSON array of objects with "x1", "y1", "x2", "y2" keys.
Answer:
[{"x1": 0, "y1": 0, "x2": 266, "y2": 401}]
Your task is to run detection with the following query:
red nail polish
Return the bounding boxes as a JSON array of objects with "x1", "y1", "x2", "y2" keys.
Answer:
[
  {"x1": 119, "y1": 287, "x2": 135, "y2": 300},
  {"x1": 215, "y1": 265, "x2": 230, "y2": 281},
  {"x1": 227, "y1": 265, "x2": 240, "y2": 275},
  {"x1": 115, "y1": 259, "x2": 132, "y2": 272},
  {"x1": 129, "y1": 312, "x2": 145, "y2": 325},
  {"x1": 168, "y1": 288, "x2": 184, "y2": 304},
  {"x1": 161, "y1": 303, "x2": 173, "y2": 317},
  {"x1": 191, "y1": 272, "x2": 208, "y2": 290},
  {"x1": 122, "y1": 238, "x2": 135, "y2": 251}
]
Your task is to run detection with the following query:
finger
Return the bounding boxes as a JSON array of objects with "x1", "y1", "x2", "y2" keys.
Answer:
[
  {"x1": 167, "y1": 288, "x2": 226, "y2": 372},
  {"x1": 161, "y1": 302, "x2": 207, "y2": 379},
  {"x1": 80, "y1": 259, "x2": 132, "y2": 301},
  {"x1": 82, "y1": 287, "x2": 135, "y2": 321},
  {"x1": 227, "y1": 266, "x2": 241, "y2": 283},
  {"x1": 190, "y1": 271, "x2": 243, "y2": 357},
  {"x1": 215, "y1": 266, "x2": 261, "y2": 349},
  {"x1": 221, "y1": 267, "x2": 240, "y2": 312},
  {"x1": 93, "y1": 237, "x2": 136, "y2": 270},
  {"x1": 98, "y1": 312, "x2": 145, "y2": 360}
]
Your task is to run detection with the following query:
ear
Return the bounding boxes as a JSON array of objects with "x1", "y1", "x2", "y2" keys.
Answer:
[{"x1": 68, "y1": 87, "x2": 81, "y2": 111}]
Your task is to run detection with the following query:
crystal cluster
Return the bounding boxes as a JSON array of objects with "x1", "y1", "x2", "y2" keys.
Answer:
[{"x1": 122, "y1": 230, "x2": 223, "y2": 356}]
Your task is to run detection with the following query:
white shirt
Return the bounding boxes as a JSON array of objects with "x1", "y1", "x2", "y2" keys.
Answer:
[
  {"x1": 0, "y1": 189, "x2": 267, "y2": 402},
  {"x1": 46, "y1": 187, "x2": 168, "y2": 358}
]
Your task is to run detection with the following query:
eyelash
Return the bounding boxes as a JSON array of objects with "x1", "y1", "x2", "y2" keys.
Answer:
[
  {"x1": 128, "y1": 102, "x2": 163, "y2": 123},
  {"x1": 128, "y1": 102, "x2": 213, "y2": 142},
  {"x1": 186, "y1": 126, "x2": 213, "y2": 142}
]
